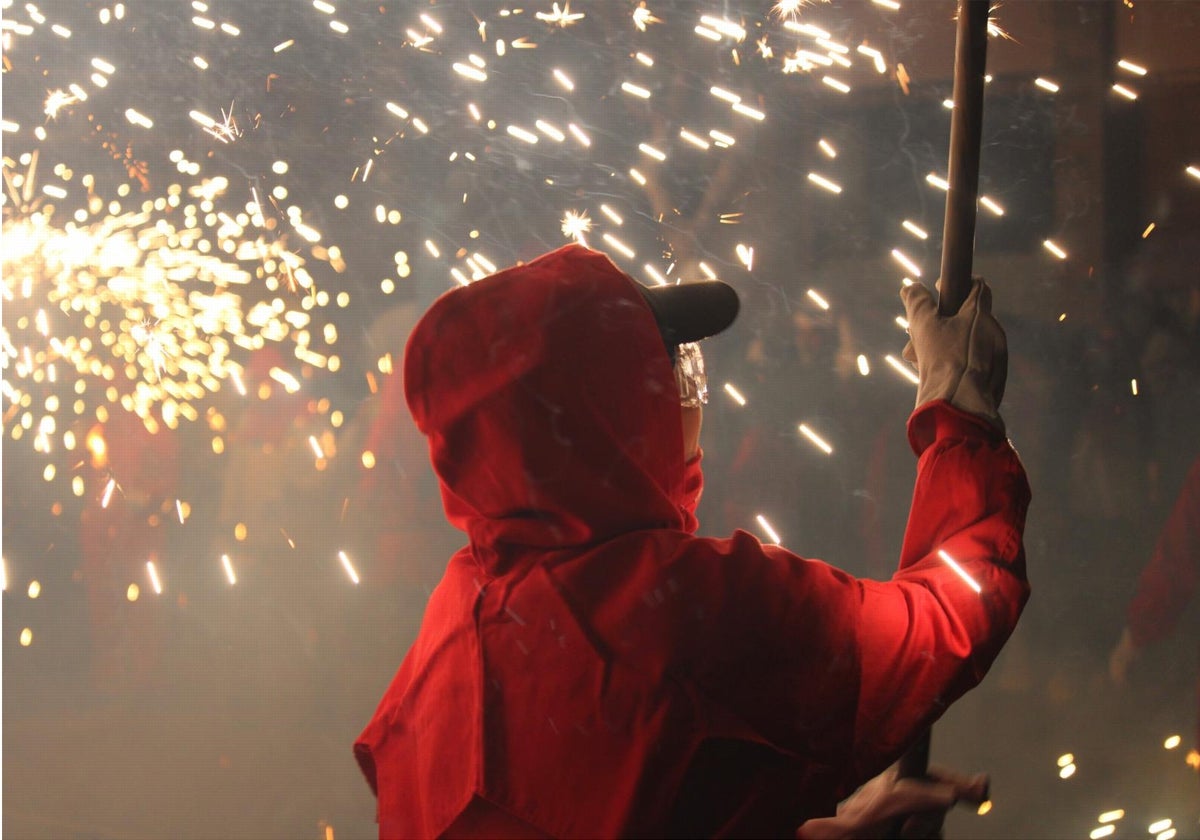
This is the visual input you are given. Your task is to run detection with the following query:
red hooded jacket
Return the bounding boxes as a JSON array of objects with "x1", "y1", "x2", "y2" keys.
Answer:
[{"x1": 354, "y1": 245, "x2": 1031, "y2": 838}]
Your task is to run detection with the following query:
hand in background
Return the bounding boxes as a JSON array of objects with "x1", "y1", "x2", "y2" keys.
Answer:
[
  {"x1": 795, "y1": 763, "x2": 989, "y2": 840},
  {"x1": 1108, "y1": 627, "x2": 1138, "y2": 686}
]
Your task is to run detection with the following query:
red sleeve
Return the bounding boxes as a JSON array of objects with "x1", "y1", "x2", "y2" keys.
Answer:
[
  {"x1": 851, "y1": 401, "x2": 1030, "y2": 778},
  {"x1": 1127, "y1": 456, "x2": 1200, "y2": 648},
  {"x1": 680, "y1": 400, "x2": 1029, "y2": 794}
]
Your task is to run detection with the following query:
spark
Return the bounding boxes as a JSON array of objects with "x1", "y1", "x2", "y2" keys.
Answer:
[
  {"x1": 694, "y1": 25, "x2": 722, "y2": 42},
  {"x1": 552, "y1": 68, "x2": 575, "y2": 90},
  {"x1": 818, "y1": 138, "x2": 837, "y2": 157},
  {"x1": 338, "y1": 550, "x2": 361, "y2": 585},
  {"x1": 638, "y1": 142, "x2": 666, "y2": 161},
  {"x1": 806, "y1": 289, "x2": 830, "y2": 310},
  {"x1": 807, "y1": 173, "x2": 842, "y2": 194},
  {"x1": 1156, "y1": 830, "x2": 1176, "y2": 840},
  {"x1": 856, "y1": 355, "x2": 870, "y2": 376},
  {"x1": 783, "y1": 21, "x2": 831, "y2": 39},
  {"x1": 885, "y1": 354, "x2": 919, "y2": 385},
  {"x1": 710, "y1": 86, "x2": 741, "y2": 104},
  {"x1": 1117, "y1": 59, "x2": 1147, "y2": 75},
  {"x1": 797, "y1": 423, "x2": 833, "y2": 454},
  {"x1": 567, "y1": 123, "x2": 591, "y2": 146},
  {"x1": 873, "y1": 0, "x2": 901, "y2": 8},
  {"x1": 723, "y1": 383, "x2": 747, "y2": 406},
  {"x1": 643, "y1": 264, "x2": 667, "y2": 286},
  {"x1": 709, "y1": 129, "x2": 736, "y2": 147},
  {"x1": 221, "y1": 554, "x2": 237, "y2": 585},
  {"x1": 506, "y1": 125, "x2": 539, "y2": 144},
  {"x1": 1043, "y1": 239, "x2": 1068, "y2": 260},
  {"x1": 926, "y1": 173, "x2": 949, "y2": 191},
  {"x1": 536, "y1": 120, "x2": 565, "y2": 142},
  {"x1": 175, "y1": 499, "x2": 185, "y2": 523},
  {"x1": 1034, "y1": 77, "x2": 1060, "y2": 93},
  {"x1": 902, "y1": 220, "x2": 929, "y2": 239},
  {"x1": 628, "y1": 168, "x2": 646, "y2": 185},
  {"x1": 536, "y1": 2, "x2": 585, "y2": 27},
  {"x1": 731, "y1": 102, "x2": 765, "y2": 120},
  {"x1": 621, "y1": 81, "x2": 652, "y2": 99},
  {"x1": 771, "y1": 0, "x2": 806, "y2": 17},
  {"x1": 976, "y1": 801, "x2": 992, "y2": 816},
  {"x1": 313, "y1": 0, "x2": 335, "y2": 12},
  {"x1": 1089, "y1": 828, "x2": 1115, "y2": 840},
  {"x1": 425, "y1": 239, "x2": 441, "y2": 258},
  {"x1": 1142, "y1": 222, "x2": 1156, "y2": 238},
  {"x1": 43, "y1": 89, "x2": 78, "y2": 119},
  {"x1": 822, "y1": 76, "x2": 851, "y2": 93},
  {"x1": 560, "y1": 210, "x2": 591, "y2": 243},
  {"x1": 270, "y1": 368, "x2": 301, "y2": 394},
  {"x1": 1097, "y1": 810, "x2": 1125, "y2": 824},
  {"x1": 632, "y1": 4, "x2": 660, "y2": 30},
  {"x1": 273, "y1": 39, "x2": 294, "y2": 52},
  {"x1": 1149, "y1": 820, "x2": 1173, "y2": 834},
  {"x1": 1111, "y1": 83, "x2": 1138, "y2": 100},
  {"x1": 858, "y1": 44, "x2": 888, "y2": 74},
  {"x1": 452, "y1": 62, "x2": 487, "y2": 82},
  {"x1": 891, "y1": 248, "x2": 922, "y2": 276},
  {"x1": 699, "y1": 15, "x2": 746, "y2": 41},
  {"x1": 602, "y1": 233, "x2": 635, "y2": 260},
  {"x1": 124, "y1": 108, "x2": 153, "y2": 129},
  {"x1": 146, "y1": 560, "x2": 163, "y2": 595},
  {"x1": 1131, "y1": 378, "x2": 1139, "y2": 396},
  {"x1": 937, "y1": 549, "x2": 981, "y2": 593},
  {"x1": 308, "y1": 435, "x2": 325, "y2": 459},
  {"x1": 979, "y1": 195, "x2": 1005, "y2": 215},
  {"x1": 1185, "y1": 165, "x2": 1200, "y2": 180},
  {"x1": 755, "y1": 515, "x2": 782, "y2": 544},
  {"x1": 599, "y1": 204, "x2": 623, "y2": 225},
  {"x1": 736, "y1": 243, "x2": 754, "y2": 270},
  {"x1": 679, "y1": 128, "x2": 710, "y2": 150}
]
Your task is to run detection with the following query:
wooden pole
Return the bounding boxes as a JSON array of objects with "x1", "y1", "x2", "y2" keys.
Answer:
[
  {"x1": 936, "y1": 0, "x2": 990, "y2": 315},
  {"x1": 892, "y1": 2, "x2": 990, "y2": 833}
]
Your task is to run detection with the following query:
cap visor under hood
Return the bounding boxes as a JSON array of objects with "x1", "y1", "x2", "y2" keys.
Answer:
[{"x1": 637, "y1": 280, "x2": 740, "y2": 348}]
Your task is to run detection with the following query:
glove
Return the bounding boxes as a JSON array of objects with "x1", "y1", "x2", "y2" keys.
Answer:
[
  {"x1": 901, "y1": 279, "x2": 1007, "y2": 433},
  {"x1": 795, "y1": 763, "x2": 990, "y2": 840}
]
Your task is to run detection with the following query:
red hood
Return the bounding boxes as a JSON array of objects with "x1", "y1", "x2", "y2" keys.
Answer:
[{"x1": 404, "y1": 244, "x2": 699, "y2": 574}]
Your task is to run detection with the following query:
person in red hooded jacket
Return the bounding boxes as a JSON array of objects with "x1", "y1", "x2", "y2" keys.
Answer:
[
  {"x1": 354, "y1": 245, "x2": 1029, "y2": 838},
  {"x1": 1110, "y1": 452, "x2": 1200, "y2": 755}
]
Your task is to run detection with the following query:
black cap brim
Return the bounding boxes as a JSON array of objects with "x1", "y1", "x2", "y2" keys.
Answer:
[{"x1": 637, "y1": 280, "x2": 740, "y2": 346}]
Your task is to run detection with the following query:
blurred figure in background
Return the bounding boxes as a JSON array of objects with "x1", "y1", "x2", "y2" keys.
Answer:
[
  {"x1": 1110, "y1": 453, "x2": 1200, "y2": 757},
  {"x1": 214, "y1": 345, "x2": 326, "y2": 672},
  {"x1": 78, "y1": 405, "x2": 179, "y2": 696}
]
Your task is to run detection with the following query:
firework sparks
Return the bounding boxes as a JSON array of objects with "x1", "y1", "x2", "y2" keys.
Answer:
[
  {"x1": 755, "y1": 514, "x2": 782, "y2": 545},
  {"x1": 798, "y1": 423, "x2": 833, "y2": 455}
]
